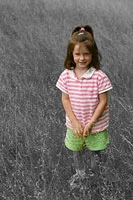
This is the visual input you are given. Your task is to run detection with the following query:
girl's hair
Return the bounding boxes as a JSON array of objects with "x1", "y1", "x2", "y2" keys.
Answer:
[{"x1": 64, "y1": 25, "x2": 101, "y2": 70}]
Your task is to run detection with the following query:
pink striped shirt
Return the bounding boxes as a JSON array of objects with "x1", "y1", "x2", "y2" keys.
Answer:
[{"x1": 56, "y1": 67, "x2": 113, "y2": 134}]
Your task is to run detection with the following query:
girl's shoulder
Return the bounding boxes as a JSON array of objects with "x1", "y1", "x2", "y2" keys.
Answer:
[
  {"x1": 59, "y1": 69, "x2": 69, "y2": 74},
  {"x1": 94, "y1": 69, "x2": 109, "y2": 79},
  {"x1": 59, "y1": 69, "x2": 72, "y2": 77}
]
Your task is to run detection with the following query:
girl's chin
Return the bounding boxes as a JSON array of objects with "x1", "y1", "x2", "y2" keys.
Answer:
[
  {"x1": 77, "y1": 63, "x2": 88, "y2": 68},
  {"x1": 79, "y1": 62, "x2": 86, "y2": 65}
]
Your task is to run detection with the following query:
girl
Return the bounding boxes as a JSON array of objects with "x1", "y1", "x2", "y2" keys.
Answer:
[{"x1": 56, "y1": 25, "x2": 113, "y2": 183}]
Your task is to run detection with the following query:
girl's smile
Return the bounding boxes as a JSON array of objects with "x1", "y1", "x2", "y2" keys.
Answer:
[{"x1": 73, "y1": 44, "x2": 92, "y2": 70}]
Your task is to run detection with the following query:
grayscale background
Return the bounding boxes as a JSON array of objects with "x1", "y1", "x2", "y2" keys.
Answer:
[{"x1": 0, "y1": 0, "x2": 133, "y2": 199}]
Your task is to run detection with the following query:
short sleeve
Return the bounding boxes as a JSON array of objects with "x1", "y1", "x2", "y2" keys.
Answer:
[
  {"x1": 98, "y1": 73, "x2": 113, "y2": 94},
  {"x1": 56, "y1": 70, "x2": 68, "y2": 94}
]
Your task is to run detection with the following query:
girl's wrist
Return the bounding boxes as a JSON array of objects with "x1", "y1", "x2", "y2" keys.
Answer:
[
  {"x1": 71, "y1": 117, "x2": 78, "y2": 124},
  {"x1": 90, "y1": 121, "x2": 96, "y2": 127}
]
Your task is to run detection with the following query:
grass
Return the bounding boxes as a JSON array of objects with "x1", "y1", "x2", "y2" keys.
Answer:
[{"x1": 0, "y1": 0, "x2": 133, "y2": 199}]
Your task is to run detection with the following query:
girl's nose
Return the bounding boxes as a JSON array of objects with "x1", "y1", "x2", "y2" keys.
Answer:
[{"x1": 80, "y1": 54, "x2": 84, "y2": 60}]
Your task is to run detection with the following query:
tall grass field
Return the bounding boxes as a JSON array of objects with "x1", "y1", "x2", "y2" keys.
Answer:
[{"x1": 0, "y1": 0, "x2": 133, "y2": 199}]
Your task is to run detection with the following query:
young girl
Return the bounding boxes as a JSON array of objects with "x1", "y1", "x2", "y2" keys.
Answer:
[{"x1": 56, "y1": 25, "x2": 113, "y2": 183}]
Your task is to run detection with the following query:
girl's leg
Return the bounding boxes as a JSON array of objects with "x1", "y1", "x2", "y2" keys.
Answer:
[
  {"x1": 90, "y1": 150, "x2": 101, "y2": 168},
  {"x1": 72, "y1": 150, "x2": 85, "y2": 173},
  {"x1": 72, "y1": 150, "x2": 101, "y2": 177},
  {"x1": 65, "y1": 148, "x2": 85, "y2": 172},
  {"x1": 69, "y1": 150, "x2": 85, "y2": 186},
  {"x1": 87, "y1": 150, "x2": 102, "y2": 176},
  {"x1": 69, "y1": 150, "x2": 85, "y2": 187}
]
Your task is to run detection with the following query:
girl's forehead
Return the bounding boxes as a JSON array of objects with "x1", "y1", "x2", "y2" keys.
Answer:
[{"x1": 73, "y1": 43, "x2": 90, "y2": 52}]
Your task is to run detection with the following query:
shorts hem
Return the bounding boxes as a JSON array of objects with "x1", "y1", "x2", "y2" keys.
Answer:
[
  {"x1": 86, "y1": 143, "x2": 109, "y2": 151},
  {"x1": 65, "y1": 143, "x2": 83, "y2": 152},
  {"x1": 86, "y1": 146, "x2": 107, "y2": 151}
]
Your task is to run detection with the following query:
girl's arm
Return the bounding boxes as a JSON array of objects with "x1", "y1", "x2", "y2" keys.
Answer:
[
  {"x1": 62, "y1": 92, "x2": 83, "y2": 137},
  {"x1": 83, "y1": 92, "x2": 108, "y2": 136}
]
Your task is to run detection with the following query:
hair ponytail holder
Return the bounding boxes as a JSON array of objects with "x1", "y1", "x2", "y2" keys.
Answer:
[
  {"x1": 80, "y1": 27, "x2": 85, "y2": 31},
  {"x1": 78, "y1": 27, "x2": 85, "y2": 35}
]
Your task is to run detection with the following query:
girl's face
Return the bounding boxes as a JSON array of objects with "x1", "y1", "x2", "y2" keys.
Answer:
[{"x1": 73, "y1": 44, "x2": 92, "y2": 70}]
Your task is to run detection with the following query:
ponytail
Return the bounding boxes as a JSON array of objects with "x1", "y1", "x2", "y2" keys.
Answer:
[{"x1": 71, "y1": 25, "x2": 94, "y2": 38}]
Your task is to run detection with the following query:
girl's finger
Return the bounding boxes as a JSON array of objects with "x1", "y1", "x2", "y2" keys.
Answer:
[
  {"x1": 83, "y1": 128, "x2": 87, "y2": 135},
  {"x1": 74, "y1": 130, "x2": 79, "y2": 137},
  {"x1": 77, "y1": 131, "x2": 81, "y2": 137}
]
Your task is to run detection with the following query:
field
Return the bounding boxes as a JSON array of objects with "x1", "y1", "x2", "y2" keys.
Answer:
[{"x1": 0, "y1": 0, "x2": 133, "y2": 199}]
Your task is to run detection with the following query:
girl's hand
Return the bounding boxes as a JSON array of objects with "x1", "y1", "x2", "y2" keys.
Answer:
[
  {"x1": 83, "y1": 122, "x2": 95, "y2": 137},
  {"x1": 72, "y1": 119, "x2": 84, "y2": 137}
]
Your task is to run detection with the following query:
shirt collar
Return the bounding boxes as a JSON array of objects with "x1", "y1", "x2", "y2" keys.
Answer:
[{"x1": 69, "y1": 67, "x2": 96, "y2": 80}]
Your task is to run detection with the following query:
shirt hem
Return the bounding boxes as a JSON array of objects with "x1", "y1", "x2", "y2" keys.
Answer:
[{"x1": 66, "y1": 125, "x2": 108, "y2": 134}]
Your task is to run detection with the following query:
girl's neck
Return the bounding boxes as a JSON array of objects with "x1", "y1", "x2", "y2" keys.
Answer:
[{"x1": 74, "y1": 67, "x2": 89, "y2": 79}]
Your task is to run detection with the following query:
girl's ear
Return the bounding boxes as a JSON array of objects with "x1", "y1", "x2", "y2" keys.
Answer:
[{"x1": 84, "y1": 25, "x2": 94, "y2": 38}]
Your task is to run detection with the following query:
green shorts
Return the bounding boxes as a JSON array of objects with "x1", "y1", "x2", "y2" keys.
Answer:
[{"x1": 64, "y1": 128, "x2": 110, "y2": 151}]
